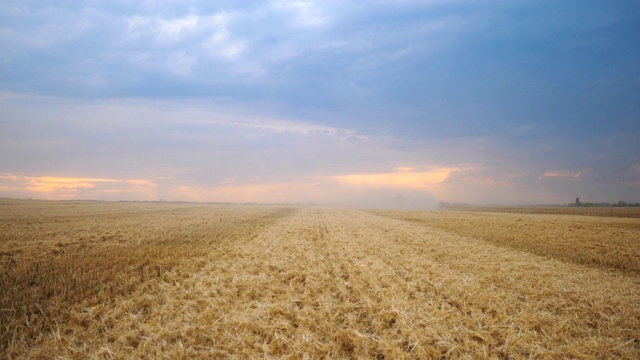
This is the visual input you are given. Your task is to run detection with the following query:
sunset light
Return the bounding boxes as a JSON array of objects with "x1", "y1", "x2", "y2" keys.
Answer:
[
  {"x1": 0, "y1": 0, "x2": 638, "y2": 206},
  {"x1": 2, "y1": 2, "x2": 639, "y2": 357}
]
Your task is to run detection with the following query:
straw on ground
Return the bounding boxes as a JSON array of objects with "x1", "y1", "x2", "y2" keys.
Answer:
[{"x1": 1, "y1": 200, "x2": 639, "y2": 358}]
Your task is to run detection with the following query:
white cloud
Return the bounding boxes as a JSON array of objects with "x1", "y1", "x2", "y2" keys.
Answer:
[
  {"x1": 120, "y1": 11, "x2": 257, "y2": 76},
  {"x1": 212, "y1": 117, "x2": 363, "y2": 139},
  {"x1": 199, "y1": 13, "x2": 249, "y2": 59},
  {"x1": 159, "y1": 15, "x2": 199, "y2": 39},
  {"x1": 127, "y1": 14, "x2": 202, "y2": 42},
  {"x1": 538, "y1": 171, "x2": 583, "y2": 180},
  {"x1": 127, "y1": 12, "x2": 228, "y2": 43},
  {"x1": 271, "y1": 0, "x2": 328, "y2": 28},
  {"x1": 166, "y1": 52, "x2": 197, "y2": 77}
]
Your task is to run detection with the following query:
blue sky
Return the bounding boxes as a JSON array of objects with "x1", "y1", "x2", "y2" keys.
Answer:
[{"x1": 1, "y1": 0, "x2": 639, "y2": 208}]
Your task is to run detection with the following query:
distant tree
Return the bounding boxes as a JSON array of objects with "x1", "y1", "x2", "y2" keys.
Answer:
[
  {"x1": 575, "y1": 197, "x2": 581, "y2": 206},
  {"x1": 618, "y1": 200, "x2": 628, "y2": 206}
]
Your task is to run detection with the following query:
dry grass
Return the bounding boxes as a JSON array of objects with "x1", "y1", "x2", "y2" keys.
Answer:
[
  {"x1": 2, "y1": 200, "x2": 639, "y2": 358},
  {"x1": 439, "y1": 205, "x2": 640, "y2": 218},
  {"x1": 0, "y1": 200, "x2": 294, "y2": 356},
  {"x1": 371, "y1": 209, "x2": 640, "y2": 275}
]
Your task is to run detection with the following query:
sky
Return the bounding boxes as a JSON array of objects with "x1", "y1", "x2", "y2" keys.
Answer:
[{"x1": 1, "y1": 0, "x2": 639, "y2": 209}]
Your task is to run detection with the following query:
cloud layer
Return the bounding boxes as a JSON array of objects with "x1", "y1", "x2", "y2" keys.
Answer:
[{"x1": 1, "y1": 1, "x2": 639, "y2": 206}]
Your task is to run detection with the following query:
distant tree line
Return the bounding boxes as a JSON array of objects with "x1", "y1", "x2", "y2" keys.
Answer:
[
  {"x1": 437, "y1": 199, "x2": 640, "y2": 209},
  {"x1": 571, "y1": 198, "x2": 640, "y2": 207}
]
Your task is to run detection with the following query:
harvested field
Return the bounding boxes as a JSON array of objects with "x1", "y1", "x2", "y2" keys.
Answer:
[
  {"x1": 371, "y1": 209, "x2": 640, "y2": 275},
  {"x1": 438, "y1": 205, "x2": 640, "y2": 218},
  {"x1": 1, "y1": 200, "x2": 639, "y2": 358}
]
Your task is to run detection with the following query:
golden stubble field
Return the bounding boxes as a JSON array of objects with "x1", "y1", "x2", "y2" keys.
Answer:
[{"x1": 1, "y1": 200, "x2": 639, "y2": 358}]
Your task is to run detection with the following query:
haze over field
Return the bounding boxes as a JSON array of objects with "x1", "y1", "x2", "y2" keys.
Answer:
[{"x1": 1, "y1": 1, "x2": 639, "y2": 208}]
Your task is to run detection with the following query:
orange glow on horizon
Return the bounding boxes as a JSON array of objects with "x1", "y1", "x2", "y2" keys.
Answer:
[
  {"x1": 539, "y1": 171, "x2": 582, "y2": 180},
  {"x1": 20, "y1": 176, "x2": 155, "y2": 193},
  {"x1": 167, "y1": 182, "x2": 320, "y2": 203},
  {"x1": 1, "y1": 169, "x2": 460, "y2": 204},
  {"x1": 330, "y1": 167, "x2": 457, "y2": 189},
  {"x1": 0, "y1": 174, "x2": 157, "y2": 199}
]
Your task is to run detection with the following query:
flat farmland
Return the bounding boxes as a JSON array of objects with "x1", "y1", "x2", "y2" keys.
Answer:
[
  {"x1": 438, "y1": 205, "x2": 640, "y2": 219},
  {"x1": 1, "y1": 200, "x2": 639, "y2": 358}
]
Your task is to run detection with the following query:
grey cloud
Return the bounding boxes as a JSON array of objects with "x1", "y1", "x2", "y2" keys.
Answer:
[
  {"x1": 0, "y1": 95, "x2": 407, "y2": 182},
  {"x1": 2, "y1": 1, "x2": 639, "y2": 205}
]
